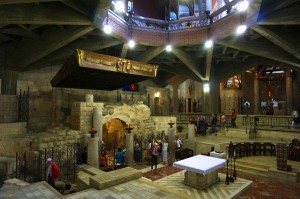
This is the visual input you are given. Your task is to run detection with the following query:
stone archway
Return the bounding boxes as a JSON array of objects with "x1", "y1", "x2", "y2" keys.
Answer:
[{"x1": 103, "y1": 118, "x2": 126, "y2": 154}]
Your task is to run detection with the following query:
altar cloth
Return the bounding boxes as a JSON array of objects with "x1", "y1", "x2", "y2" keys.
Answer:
[{"x1": 173, "y1": 155, "x2": 226, "y2": 175}]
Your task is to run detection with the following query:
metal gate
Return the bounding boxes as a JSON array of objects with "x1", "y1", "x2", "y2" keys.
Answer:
[{"x1": 16, "y1": 144, "x2": 77, "y2": 183}]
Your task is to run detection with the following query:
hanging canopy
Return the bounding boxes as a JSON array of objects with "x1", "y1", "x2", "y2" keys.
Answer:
[{"x1": 51, "y1": 49, "x2": 158, "y2": 90}]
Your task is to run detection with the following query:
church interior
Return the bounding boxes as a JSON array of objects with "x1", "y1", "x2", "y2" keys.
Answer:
[{"x1": 0, "y1": 0, "x2": 300, "y2": 198}]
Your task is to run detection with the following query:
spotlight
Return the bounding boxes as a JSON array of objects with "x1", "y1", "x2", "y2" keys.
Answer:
[
  {"x1": 236, "y1": 25, "x2": 247, "y2": 34},
  {"x1": 128, "y1": 39, "x2": 135, "y2": 48},
  {"x1": 205, "y1": 40, "x2": 213, "y2": 48},
  {"x1": 165, "y1": 44, "x2": 172, "y2": 52},
  {"x1": 203, "y1": 83, "x2": 210, "y2": 92},
  {"x1": 103, "y1": 24, "x2": 112, "y2": 34},
  {"x1": 114, "y1": 1, "x2": 125, "y2": 12},
  {"x1": 237, "y1": 0, "x2": 249, "y2": 12}
]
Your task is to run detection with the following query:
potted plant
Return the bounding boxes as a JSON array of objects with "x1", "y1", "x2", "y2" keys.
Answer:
[{"x1": 177, "y1": 125, "x2": 184, "y2": 132}]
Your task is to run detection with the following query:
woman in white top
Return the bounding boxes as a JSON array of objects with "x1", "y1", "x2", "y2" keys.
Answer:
[{"x1": 162, "y1": 138, "x2": 168, "y2": 164}]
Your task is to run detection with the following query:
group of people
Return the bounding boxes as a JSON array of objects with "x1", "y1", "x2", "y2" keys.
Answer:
[
  {"x1": 147, "y1": 138, "x2": 169, "y2": 170},
  {"x1": 192, "y1": 109, "x2": 237, "y2": 135}
]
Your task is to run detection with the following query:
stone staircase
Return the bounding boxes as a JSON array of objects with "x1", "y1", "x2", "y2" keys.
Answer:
[{"x1": 233, "y1": 159, "x2": 270, "y2": 178}]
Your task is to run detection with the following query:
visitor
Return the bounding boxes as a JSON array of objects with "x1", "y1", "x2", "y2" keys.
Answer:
[
  {"x1": 115, "y1": 147, "x2": 125, "y2": 165},
  {"x1": 197, "y1": 116, "x2": 208, "y2": 136},
  {"x1": 151, "y1": 140, "x2": 159, "y2": 170},
  {"x1": 55, "y1": 181, "x2": 71, "y2": 195},
  {"x1": 220, "y1": 112, "x2": 226, "y2": 130},
  {"x1": 175, "y1": 136, "x2": 182, "y2": 149},
  {"x1": 46, "y1": 158, "x2": 61, "y2": 188},
  {"x1": 211, "y1": 113, "x2": 218, "y2": 134},
  {"x1": 231, "y1": 109, "x2": 237, "y2": 128},
  {"x1": 100, "y1": 151, "x2": 108, "y2": 167},
  {"x1": 273, "y1": 100, "x2": 278, "y2": 115},
  {"x1": 161, "y1": 138, "x2": 168, "y2": 164}
]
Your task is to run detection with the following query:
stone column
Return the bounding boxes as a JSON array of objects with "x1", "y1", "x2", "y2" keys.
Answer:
[
  {"x1": 125, "y1": 132, "x2": 134, "y2": 167},
  {"x1": 286, "y1": 73, "x2": 293, "y2": 115},
  {"x1": 172, "y1": 84, "x2": 178, "y2": 114},
  {"x1": 188, "y1": 124, "x2": 195, "y2": 152},
  {"x1": 0, "y1": 70, "x2": 18, "y2": 95},
  {"x1": 87, "y1": 136, "x2": 99, "y2": 168},
  {"x1": 168, "y1": 127, "x2": 175, "y2": 166},
  {"x1": 85, "y1": 94, "x2": 94, "y2": 103},
  {"x1": 93, "y1": 107, "x2": 102, "y2": 139},
  {"x1": 202, "y1": 81, "x2": 220, "y2": 114},
  {"x1": 253, "y1": 78, "x2": 259, "y2": 114}
]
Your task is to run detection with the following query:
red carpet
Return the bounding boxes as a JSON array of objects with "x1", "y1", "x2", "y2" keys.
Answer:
[
  {"x1": 142, "y1": 166, "x2": 300, "y2": 199},
  {"x1": 142, "y1": 166, "x2": 182, "y2": 181}
]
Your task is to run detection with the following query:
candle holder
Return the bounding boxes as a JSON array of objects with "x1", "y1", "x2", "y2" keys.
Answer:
[
  {"x1": 89, "y1": 128, "x2": 97, "y2": 138},
  {"x1": 168, "y1": 121, "x2": 174, "y2": 128},
  {"x1": 126, "y1": 125, "x2": 133, "y2": 133}
]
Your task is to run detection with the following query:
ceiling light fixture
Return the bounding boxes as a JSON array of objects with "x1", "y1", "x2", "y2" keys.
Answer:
[
  {"x1": 165, "y1": 21, "x2": 172, "y2": 52},
  {"x1": 114, "y1": 1, "x2": 125, "y2": 13},
  {"x1": 128, "y1": 39, "x2": 135, "y2": 48},
  {"x1": 203, "y1": 83, "x2": 210, "y2": 93},
  {"x1": 237, "y1": 0, "x2": 249, "y2": 12},
  {"x1": 166, "y1": 44, "x2": 172, "y2": 52},
  {"x1": 236, "y1": 24, "x2": 247, "y2": 34},
  {"x1": 103, "y1": 13, "x2": 112, "y2": 34},
  {"x1": 205, "y1": 40, "x2": 213, "y2": 48}
]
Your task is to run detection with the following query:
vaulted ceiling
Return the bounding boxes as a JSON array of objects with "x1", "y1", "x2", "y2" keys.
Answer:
[{"x1": 1, "y1": 0, "x2": 299, "y2": 88}]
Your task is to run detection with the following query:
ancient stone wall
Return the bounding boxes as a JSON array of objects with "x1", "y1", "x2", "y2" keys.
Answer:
[
  {"x1": 0, "y1": 122, "x2": 26, "y2": 137},
  {"x1": 0, "y1": 95, "x2": 18, "y2": 123}
]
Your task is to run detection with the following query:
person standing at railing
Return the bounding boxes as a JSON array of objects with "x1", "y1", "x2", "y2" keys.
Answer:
[
  {"x1": 211, "y1": 113, "x2": 218, "y2": 134},
  {"x1": 220, "y1": 112, "x2": 226, "y2": 130}
]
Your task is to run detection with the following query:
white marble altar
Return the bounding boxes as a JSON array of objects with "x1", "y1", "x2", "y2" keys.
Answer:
[{"x1": 173, "y1": 155, "x2": 226, "y2": 189}]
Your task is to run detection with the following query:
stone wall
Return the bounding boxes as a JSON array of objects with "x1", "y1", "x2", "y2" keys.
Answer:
[
  {"x1": 71, "y1": 102, "x2": 104, "y2": 134},
  {"x1": 0, "y1": 95, "x2": 18, "y2": 123},
  {"x1": 0, "y1": 122, "x2": 26, "y2": 137}
]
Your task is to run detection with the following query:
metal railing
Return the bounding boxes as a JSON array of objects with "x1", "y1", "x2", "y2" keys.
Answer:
[
  {"x1": 174, "y1": 113, "x2": 297, "y2": 131},
  {"x1": 109, "y1": 0, "x2": 241, "y2": 31}
]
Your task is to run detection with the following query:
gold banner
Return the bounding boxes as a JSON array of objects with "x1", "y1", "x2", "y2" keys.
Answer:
[{"x1": 76, "y1": 49, "x2": 158, "y2": 77}]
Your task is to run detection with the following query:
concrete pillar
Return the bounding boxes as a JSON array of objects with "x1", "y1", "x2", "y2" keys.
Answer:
[
  {"x1": 188, "y1": 124, "x2": 195, "y2": 152},
  {"x1": 125, "y1": 132, "x2": 134, "y2": 167},
  {"x1": 87, "y1": 136, "x2": 99, "y2": 168},
  {"x1": 202, "y1": 81, "x2": 220, "y2": 114},
  {"x1": 168, "y1": 127, "x2": 175, "y2": 166},
  {"x1": 172, "y1": 85, "x2": 178, "y2": 114},
  {"x1": 253, "y1": 78, "x2": 259, "y2": 114},
  {"x1": 286, "y1": 75, "x2": 293, "y2": 115},
  {"x1": 0, "y1": 70, "x2": 18, "y2": 95}
]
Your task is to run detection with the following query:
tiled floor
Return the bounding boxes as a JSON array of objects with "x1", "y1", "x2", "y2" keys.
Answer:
[{"x1": 2, "y1": 130, "x2": 300, "y2": 199}]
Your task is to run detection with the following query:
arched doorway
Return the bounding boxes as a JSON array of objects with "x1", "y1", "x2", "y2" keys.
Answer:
[{"x1": 102, "y1": 118, "x2": 126, "y2": 166}]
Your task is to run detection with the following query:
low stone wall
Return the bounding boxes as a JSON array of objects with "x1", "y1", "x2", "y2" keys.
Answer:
[
  {"x1": 0, "y1": 122, "x2": 27, "y2": 137},
  {"x1": 30, "y1": 127, "x2": 81, "y2": 150}
]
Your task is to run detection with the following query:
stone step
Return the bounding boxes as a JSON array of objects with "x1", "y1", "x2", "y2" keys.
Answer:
[
  {"x1": 227, "y1": 160, "x2": 270, "y2": 177},
  {"x1": 80, "y1": 164, "x2": 105, "y2": 176},
  {"x1": 236, "y1": 159, "x2": 270, "y2": 170},
  {"x1": 76, "y1": 170, "x2": 92, "y2": 190}
]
